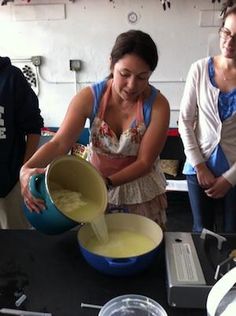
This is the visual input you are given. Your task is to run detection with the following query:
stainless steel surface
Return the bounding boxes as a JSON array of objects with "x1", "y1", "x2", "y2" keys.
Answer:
[
  {"x1": 165, "y1": 232, "x2": 209, "y2": 308},
  {"x1": 165, "y1": 232, "x2": 236, "y2": 309}
]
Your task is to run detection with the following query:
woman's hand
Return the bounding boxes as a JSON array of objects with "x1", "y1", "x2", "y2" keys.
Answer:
[
  {"x1": 195, "y1": 162, "x2": 216, "y2": 189},
  {"x1": 205, "y1": 176, "x2": 232, "y2": 199},
  {"x1": 20, "y1": 165, "x2": 46, "y2": 213}
]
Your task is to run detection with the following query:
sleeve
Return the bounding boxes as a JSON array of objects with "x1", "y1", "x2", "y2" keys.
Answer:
[
  {"x1": 143, "y1": 85, "x2": 158, "y2": 127},
  {"x1": 14, "y1": 67, "x2": 44, "y2": 135},
  {"x1": 90, "y1": 80, "x2": 106, "y2": 125},
  {"x1": 223, "y1": 163, "x2": 236, "y2": 186},
  {"x1": 178, "y1": 62, "x2": 205, "y2": 167}
]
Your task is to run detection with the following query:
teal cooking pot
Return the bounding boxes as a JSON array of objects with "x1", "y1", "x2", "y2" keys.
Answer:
[{"x1": 23, "y1": 155, "x2": 108, "y2": 235}]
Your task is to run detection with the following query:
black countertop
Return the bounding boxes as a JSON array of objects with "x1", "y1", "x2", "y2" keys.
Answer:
[{"x1": 0, "y1": 230, "x2": 205, "y2": 316}]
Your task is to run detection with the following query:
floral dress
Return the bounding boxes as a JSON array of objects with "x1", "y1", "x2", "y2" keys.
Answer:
[{"x1": 89, "y1": 80, "x2": 167, "y2": 228}]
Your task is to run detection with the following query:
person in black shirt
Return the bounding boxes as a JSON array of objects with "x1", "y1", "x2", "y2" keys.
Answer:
[{"x1": 0, "y1": 56, "x2": 44, "y2": 228}]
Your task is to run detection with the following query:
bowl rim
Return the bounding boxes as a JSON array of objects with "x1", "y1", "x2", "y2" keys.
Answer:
[
  {"x1": 45, "y1": 155, "x2": 108, "y2": 221},
  {"x1": 98, "y1": 294, "x2": 168, "y2": 316},
  {"x1": 78, "y1": 213, "x2": 163, "y2": 259}
]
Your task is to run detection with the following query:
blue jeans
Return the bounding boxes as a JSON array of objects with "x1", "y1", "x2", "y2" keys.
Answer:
[{"x1": 186, "y1": 175, "x2": 236, "y2": 233}]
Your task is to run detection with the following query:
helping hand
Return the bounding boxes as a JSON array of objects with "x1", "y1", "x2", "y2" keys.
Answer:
[
  {"x1": 20, "y1": 165, "x2": 46, "y2": 213},
  {"x1": 205, "y1": 176, "x2": 232, "y2": 199},
  {"x1": 195, "y1": 162, "x2": 216, "y2": 189}
]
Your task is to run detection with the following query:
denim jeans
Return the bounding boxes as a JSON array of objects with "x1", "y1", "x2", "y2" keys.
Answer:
[{"x1": 186, "y1": 174, "x2": 236, "y2": 233}]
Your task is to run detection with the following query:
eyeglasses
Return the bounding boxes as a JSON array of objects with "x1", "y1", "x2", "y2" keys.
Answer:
[{"x1": 220, "y1": 27, "x2": 236, "y2": 42}]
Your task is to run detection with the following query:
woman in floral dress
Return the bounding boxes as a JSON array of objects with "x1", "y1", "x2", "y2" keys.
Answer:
[{"x1": 20, "y1": 30, "x2": 170, "y2": 229}]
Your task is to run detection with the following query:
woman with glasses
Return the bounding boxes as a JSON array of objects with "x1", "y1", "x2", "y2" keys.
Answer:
[
  {"x1": 20, "y1": 30, "x2": 170, "y2": 229},
  {"x1": 179, "y1": 3, "x2": 236, "y2": 233}
]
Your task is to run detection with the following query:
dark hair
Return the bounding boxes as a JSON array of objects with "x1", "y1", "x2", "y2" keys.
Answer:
[
  {"x1": 221, "y1": 1, "x2": 236, "y2": 26},
  {"x1": 109, "y1": 30, "x2": 158, "y2": 75}
]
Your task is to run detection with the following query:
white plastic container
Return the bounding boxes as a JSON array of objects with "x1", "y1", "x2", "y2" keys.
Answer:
[
  {"x1": 207, "y1": 266, "x2": 236, "y2": 316},
  {"x1": 98, "y1": 294, "x2": 168, "y2": 316}
]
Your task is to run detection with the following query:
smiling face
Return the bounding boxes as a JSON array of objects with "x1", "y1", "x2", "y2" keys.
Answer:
[
  {"x1": 220, "y1": 13, "x2": 236, "y2": 59},
  {"x1": 111, "y1": 53, "x2": 152, "y2": 102}
]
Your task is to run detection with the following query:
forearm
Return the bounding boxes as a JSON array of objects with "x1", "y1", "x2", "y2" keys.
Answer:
[
  {"x1": 23, "y1": 138, "x2": 72, "y2": 169},
  {"x1": 108, "y1": 158, "x2": 152, "y2": 187}
]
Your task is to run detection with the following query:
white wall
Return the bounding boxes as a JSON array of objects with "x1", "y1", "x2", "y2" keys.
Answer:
[{"x1": 0, "y1": 0, "x2": 222, "y2": 127}]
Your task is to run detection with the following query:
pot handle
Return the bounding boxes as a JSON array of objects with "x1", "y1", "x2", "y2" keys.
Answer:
[
  {"x1": 105, "y1": 257, "x2": 137, "y2": 268},
  {"x1": 29, "y1": 174, "x2": 45, "y2": 199},
  {"x1": 206, "y1": 266, "x2": 236, "y2": 316}
]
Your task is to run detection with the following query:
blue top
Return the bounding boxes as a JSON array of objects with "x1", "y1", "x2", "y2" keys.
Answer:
[
  {"x1": 90, "y1": 80, "x2": 158, "y2": 127},
  {"x1": 183, "y1": 57, "x2": 235, "y2": 176}
]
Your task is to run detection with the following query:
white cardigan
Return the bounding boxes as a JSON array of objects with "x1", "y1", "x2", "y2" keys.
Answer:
[{"x1": 179, "y1": 57, "x2": 236, "y2": 186}]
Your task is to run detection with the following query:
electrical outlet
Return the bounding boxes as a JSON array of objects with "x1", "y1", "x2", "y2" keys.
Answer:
[
  {"x1": 70, "y1": 59, "x2": 82, "y2": 71},
  {"x1": 31, "y1": 56, "x2": 41, "y2": 67}
]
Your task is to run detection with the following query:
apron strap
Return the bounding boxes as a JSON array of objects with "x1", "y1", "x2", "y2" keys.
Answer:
[{"x1": 98, "y1": 79, "x2": 144, "y2": 125}]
